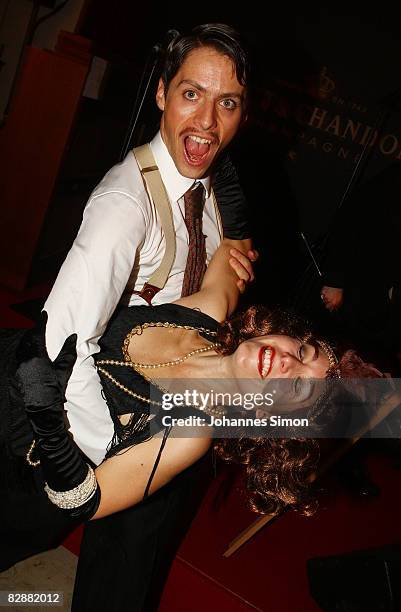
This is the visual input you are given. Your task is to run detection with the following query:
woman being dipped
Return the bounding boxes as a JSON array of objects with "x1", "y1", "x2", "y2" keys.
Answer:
[
  {"x1": 14, "y1": 240, "x2": 381, "y2": 520},
  {"x1": 5, "y1": 242, "x2": 382, "y2": 611}
]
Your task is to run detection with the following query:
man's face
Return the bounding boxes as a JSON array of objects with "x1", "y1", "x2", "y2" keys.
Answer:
[{"x1": 156, "y1": 46, "x2": 245, "y2": 178}]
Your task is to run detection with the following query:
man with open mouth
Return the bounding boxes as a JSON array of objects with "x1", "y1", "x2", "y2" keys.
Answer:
[{"x1": 156, "y1": 40, "x2": 246, "y2": 180}]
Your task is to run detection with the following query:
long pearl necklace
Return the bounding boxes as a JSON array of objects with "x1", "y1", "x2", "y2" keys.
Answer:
[
  {"x1": 96, "y1": 341, "x2": 218, "y2": 395},
  {"x1": 130, "y1": 341, "x2": 219, "y2": 369}
]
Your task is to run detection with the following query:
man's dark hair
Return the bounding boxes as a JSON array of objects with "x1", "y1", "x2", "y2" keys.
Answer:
[{"x1": 160, "y1": 23, "x2": 249, "y2": 93}]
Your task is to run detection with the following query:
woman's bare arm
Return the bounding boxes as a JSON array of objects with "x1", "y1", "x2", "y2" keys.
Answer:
[
  {"x1": 92, "y1": 430, "x2": 211, "y2": 519},
  {"x1": 173, "y1": 238, "x2": 253, "y2": 322}
]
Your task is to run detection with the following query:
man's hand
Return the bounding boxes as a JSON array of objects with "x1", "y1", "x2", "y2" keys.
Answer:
[
  {"x1": 229, "y1": 248, "x2": 259, "y2": 293},
  {"x1": 320, "y1": 286, "x2": 344, "y2": 312}
]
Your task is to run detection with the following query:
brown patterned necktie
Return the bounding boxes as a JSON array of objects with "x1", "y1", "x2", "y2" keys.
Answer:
[{"x1": 181, "y1": 182, "x2": 207, "y2": 297}]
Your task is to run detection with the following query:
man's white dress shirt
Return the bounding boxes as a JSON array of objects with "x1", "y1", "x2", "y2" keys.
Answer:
[{"x1": 44, "y1": 132, "x2": 222, "y2": 464}]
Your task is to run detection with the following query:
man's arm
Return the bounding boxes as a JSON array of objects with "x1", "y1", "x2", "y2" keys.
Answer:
[
  {"x1": 174, "y1": 241, "x2": 249, "y2": 322},
  {"x1": 45, "y1": 191, "x2": 147, "y2": 464}
]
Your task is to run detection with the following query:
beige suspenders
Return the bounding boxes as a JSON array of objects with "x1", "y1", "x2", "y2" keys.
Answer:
[{"x1": 133, "y1": 143, "x2": 222, "y2": 304}]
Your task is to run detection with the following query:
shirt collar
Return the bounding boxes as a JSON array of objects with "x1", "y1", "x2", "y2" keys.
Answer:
[{"x1": 150, "y1": 131, "x2": 211, "y2": 201}]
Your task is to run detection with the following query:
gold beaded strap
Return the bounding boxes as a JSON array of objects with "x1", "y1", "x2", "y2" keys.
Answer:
[{"x1": 122, "y1": 321, "x2": 218, "y2": 363}]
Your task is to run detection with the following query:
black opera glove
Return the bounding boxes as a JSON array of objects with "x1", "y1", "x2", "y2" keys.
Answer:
[
  {"x1": 16, "y1": 311, "x2": 74, "y2": 393},
  {"x1": 213, "y1": 150, "x2": 251, "y2": 240},
  {"x1": 16, "y1": 330, "x2": 101, "y2": 521}
]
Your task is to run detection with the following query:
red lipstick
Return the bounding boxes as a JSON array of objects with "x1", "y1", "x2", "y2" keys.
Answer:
[{"x1": 258, "y1": 346, "x2": 275, "y2": 378}]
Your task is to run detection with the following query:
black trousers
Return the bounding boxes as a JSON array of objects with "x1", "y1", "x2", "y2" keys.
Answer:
[{"x1": 72, "y1": 451, "x2": 213, "y2": 612}]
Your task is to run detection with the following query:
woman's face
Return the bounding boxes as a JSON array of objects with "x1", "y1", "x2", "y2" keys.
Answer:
[
  {"x1": 225, "y1": 334, "x2": 331, "y2": 414},
  {"x1": 231, "y1": 334, "x2": 329, "y2": 380}
]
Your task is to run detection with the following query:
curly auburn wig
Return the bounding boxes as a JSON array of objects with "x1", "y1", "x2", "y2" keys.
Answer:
[{"x1": 213, "y1": 305, "x2": 384, "y2": 516}]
